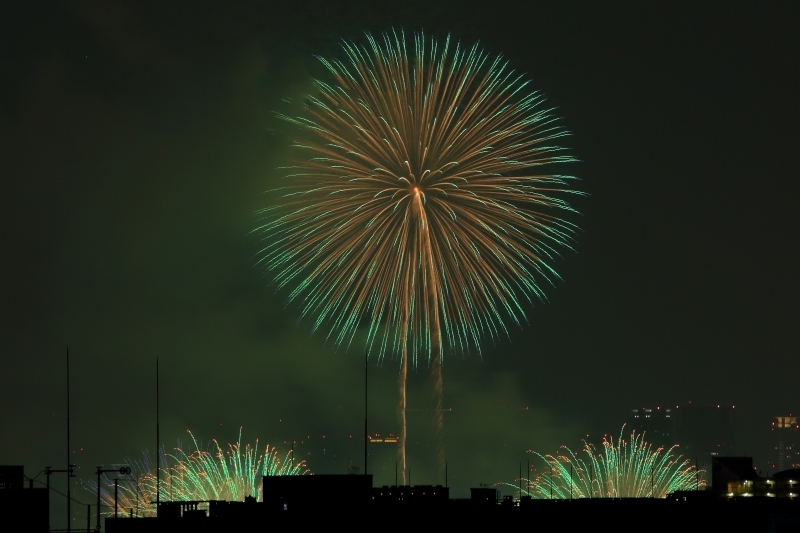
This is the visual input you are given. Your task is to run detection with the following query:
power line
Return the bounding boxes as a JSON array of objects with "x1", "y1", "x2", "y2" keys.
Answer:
[{"x1": 26, "y1": 477, "x2": 90, "y2": 507}]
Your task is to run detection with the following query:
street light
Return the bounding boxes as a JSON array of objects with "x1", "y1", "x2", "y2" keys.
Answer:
[{"x1": 95, "y1": 466, "x2": 131, "y2": 531}]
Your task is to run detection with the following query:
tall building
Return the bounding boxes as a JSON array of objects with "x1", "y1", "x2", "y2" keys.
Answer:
[
  {"x1": 629, "y1": 407, "x2": 674, "y2": 448},
  {"x1": 772, "y1": 416, "x2": 800, "y2": 472},
  {"x1": 628, "y1": 403, "x2": 736, "y2": 476},
  {"x1": 673, "y1": 403, "x2": 736, "y2": 476}
]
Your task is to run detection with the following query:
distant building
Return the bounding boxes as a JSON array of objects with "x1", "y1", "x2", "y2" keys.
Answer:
[
  {"x1": 627, "y1": 403, "x2": 736, "y2": 476},
  {"x1": 369, "y1": 433, "x2": 399, "y2": 444},
  {"x1": 629, "y1": 407, "x2": 674, "y2": 448},
  {"x1": 673, "y1": 403, "x2": 736, "y2": 475},
  {"x1": 772, "y1": 416, "x2": 800, "y2": 472}
]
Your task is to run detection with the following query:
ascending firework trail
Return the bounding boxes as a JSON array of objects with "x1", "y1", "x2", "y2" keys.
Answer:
[{"x1": 257, "y1": 30, "x2": 582, "y2": 481}]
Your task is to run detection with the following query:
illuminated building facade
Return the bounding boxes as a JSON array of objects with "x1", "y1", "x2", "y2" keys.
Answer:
[
  {"x1": 726, "y1": 477, "x2": 799, "y2": 499},
  {"x1": 772, "y1": 416, "x2": 800, "y2": 472}
]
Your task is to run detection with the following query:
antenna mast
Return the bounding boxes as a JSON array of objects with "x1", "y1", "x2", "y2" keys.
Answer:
[
  {"x1": 66, "y1": 347, "x2": 71, "y2": 533},
  {"x1": 364, "y1": 350, "x2": 368, "y2": 477},
  {"x1": 156, "y1": 357, "x2": 160, "y2": 510}
]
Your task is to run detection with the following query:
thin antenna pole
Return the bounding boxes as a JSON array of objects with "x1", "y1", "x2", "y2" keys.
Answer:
[
  {"x1": 96, "y1": 467, "x2": 101, "y2": 531},
  {"x1": 156, "y1": 357, "x2": 160, "y2": 511},
  {"x1": 364, "y1": 349, "x2": 368, "y2": 477},
  {"x1": 67, "y1": 346, "x2": 71, "y2": 533}
]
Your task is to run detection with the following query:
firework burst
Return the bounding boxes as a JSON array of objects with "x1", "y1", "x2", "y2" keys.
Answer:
[
  {"x1": 257, "y1": 30, "x2": 581, "y2": 480},
  {"x1": 505, "y1": 427, "x2": 704, "y2": 499},
  {"x1": 83, "y1": 429, "x2": 308, "y2": 517}
]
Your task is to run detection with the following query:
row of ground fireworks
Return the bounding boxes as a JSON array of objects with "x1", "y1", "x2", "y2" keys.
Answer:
[{"x1": 83, "y1": 427, "x2": 703, "y2": 515}]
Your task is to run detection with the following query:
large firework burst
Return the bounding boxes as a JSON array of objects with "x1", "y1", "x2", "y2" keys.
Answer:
[
  {"x1": 505, "y1": 428, "x2": 704, "y2": 499},
  {"x1": 257, "y1": 30, "x2": 581, "y2": 480},
  {"x1": 83, "y1": 430, "x2": 308, "y2": 517}
]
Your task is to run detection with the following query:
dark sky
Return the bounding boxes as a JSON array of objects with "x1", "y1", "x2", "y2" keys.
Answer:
[{"x1": 2, "y1": 0, "x2": 798, "y2": 525}]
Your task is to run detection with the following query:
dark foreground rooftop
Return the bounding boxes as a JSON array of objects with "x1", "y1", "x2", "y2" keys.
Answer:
[{"x1": 102, "y1": 498, "x2": 800, "y2": 532}]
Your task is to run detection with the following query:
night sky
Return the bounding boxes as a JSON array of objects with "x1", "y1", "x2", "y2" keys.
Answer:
[{"x1": 2, "y1": 1, "x2": 798, "y2": 525}]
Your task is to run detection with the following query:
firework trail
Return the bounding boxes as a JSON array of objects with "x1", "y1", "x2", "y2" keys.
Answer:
[
  {"x1": 431, "y1": 352, "x2": 445, "y2": 471},
  {"x1": 504, "y1": 427, "x2": 704, "y2": 499},
  {"x1": 82, "y1": 429, "x2": 307, "y2": 516},
  {"x1": 258, "y1": 30, "x2": 581, "y2": 480},
  {"x1": 398, "y1": 353, "x2": 408, "y2": 476}
]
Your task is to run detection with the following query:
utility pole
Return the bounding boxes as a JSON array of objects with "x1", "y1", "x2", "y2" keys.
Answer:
[
  {"x1": 67, "y1": 347, "x2": 74, "y2": 533},
  {"x1": 46, "y1": 465, "x2": 75, "y2": 532},
  {"x1": 96, "y1": 466, "x2": 130, "y2": 531},
  {"x1": 156, "y1": 358, "x2": 160, "y2": 514},
  {"x1": 364, "y1": 349, "x2": 368, "y2": 477}
]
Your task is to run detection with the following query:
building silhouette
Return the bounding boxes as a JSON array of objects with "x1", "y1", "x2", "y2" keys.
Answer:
[
  {"x1": 7, "y1": 460, "x2": 799, "y2": 531},
  {"x1": 0, "y1": 466, "x2": 49, "y2": 532}
]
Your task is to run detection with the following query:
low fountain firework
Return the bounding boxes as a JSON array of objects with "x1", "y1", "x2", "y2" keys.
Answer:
[
  {"x1": 506, "y1": 427, "x2": 704, "y2": 499},
  {"x1": 82, "y1": 429, "x2": 308, "y2": 517}
]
